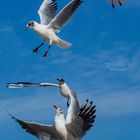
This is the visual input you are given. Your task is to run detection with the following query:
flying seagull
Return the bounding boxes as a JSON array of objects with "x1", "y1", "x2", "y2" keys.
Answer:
[
  {"x1": 26, "y1": 0, "x2": 83, "y2": 57},
  {"x1": 110, "y1": 0, "x2": 124, "y2": 8},
  {"x1": 6, "y1": 79, "x2": 73, "y2": 106},
  {"x1": 9, "y1": 100, "x2": 96, "y2": 140}
]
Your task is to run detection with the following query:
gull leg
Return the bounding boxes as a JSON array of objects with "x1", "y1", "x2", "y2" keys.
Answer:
[
  {"x1": 43, "y1": 45, "x2": 52, "y2": 57},
  {"x1": 33, "y1": 42, "x2": 45, "y2": 53},
  {"x1": 43, "y1": 40, "x2": 52, "y2": 57}
]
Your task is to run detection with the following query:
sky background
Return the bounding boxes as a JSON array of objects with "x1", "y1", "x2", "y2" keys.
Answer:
[{"x1": 0, "y1": 0, "x2": 140, "y2": 140}]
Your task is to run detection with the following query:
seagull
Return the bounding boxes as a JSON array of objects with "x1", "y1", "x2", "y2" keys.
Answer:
[
  {"x1": 6, "y1": 79, "x2": 73, "y2": 106},
  {"x1": 110, "y1": 0, "x2": 124, "y2": 8},
  {"x1": 25, "y1": 0, "x2": 83, "y2": 57},
  {"x1": 9, "y1": 100, "x2": 96, "y2": 140}
]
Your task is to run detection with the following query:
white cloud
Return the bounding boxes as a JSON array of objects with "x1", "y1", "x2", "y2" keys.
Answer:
[
  {"x1": 0, "y1": 91, "x2": 66, "y2": 122},
  {"x1": 95, "y1": 91, "x2": 140, "y2": 116}
]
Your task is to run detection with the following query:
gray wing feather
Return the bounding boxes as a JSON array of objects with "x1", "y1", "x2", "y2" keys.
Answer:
[
  {"x1": 66, "y1": 100, "x2": 96, "y2": 138},
  {"x1": 38, "y1": 0, "x2": 58, "y2": 25},
  {"x1": 49, "y1": 0, "x2": 83, "y2": 31},
  {"x1": 6, "y1": 82, "x2": 59, "y2": 88},
  {"x1": 6, "y1": 82, "x2": 40, "y2": 88},
  {"x1": 9, "y1": 114, "x2": 62, "y2": 140}
]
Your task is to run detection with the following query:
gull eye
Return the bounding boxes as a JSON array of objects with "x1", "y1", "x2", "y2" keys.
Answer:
[{"x1": 59, "y1": 108, "x2": 62, "y2": 112}]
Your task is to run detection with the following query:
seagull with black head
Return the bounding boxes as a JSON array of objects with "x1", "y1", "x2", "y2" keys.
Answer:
[{"x1": 25, "y1": 0, "x2": 83, "y2": 57}]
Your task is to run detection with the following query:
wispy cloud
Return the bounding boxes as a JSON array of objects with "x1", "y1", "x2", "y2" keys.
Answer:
[
  {"x1": 95, "y1": 90, "x2": 140, "y2": 116},
  {"x1": 0, "y1": 91, "x2": 66, "y2": 122},
  {"x1": 49, "y1": 41, "x2": 135, "y2": 76}
]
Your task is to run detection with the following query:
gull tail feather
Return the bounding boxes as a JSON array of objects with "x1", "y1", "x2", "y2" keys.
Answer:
[{"x1": 56, "y1": 38, "x2": 71, "y2": 48}]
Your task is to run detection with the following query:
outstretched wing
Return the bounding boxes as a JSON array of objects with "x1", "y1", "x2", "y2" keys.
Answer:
[
  {"x1": 9, "y1": 114, "x2": 62, "y2": 140},
  {"x1": 6, "y1": 82, "x2": 40, "y2": 88},
  {"x1": 66, "y1": 100, "x2": 96, "y2": 138},
  {"x1": 49, "y1": 0, "x2": 83, "y2": 32},
  {"x1": 6, "y1": 82, "x2": 59, "y2": 88},
  {"x1": 38, "y1": 0, "x2": 58, "y2": 25},
  {"x1": 66, "y1": 91, "x2": 80, "y2": 124}
]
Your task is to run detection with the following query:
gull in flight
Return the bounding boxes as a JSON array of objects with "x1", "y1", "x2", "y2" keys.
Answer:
[
  {"x1": 25, "y1": 0, "x2": 83, "y2": 57},
  {"x1": 110, "y1": 0, "x2": 124, "y2": 8},
  {"x1": 9, "y1": 99, "x2": 96, "y2": 140},
  {"x1": 7, "y1": 79, "x2": 73, "y2": 106}
]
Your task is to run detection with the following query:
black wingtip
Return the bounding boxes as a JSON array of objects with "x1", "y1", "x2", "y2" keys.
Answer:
[
  {"x1": 7, "y1": 111, "x2": 17, "y2": 120},
  {"x1": 90, "y1": 101, "x2": 93, "y2": 105},
  {"x1": 6, "y1": 83, "x2": 10, "y2": 87}
]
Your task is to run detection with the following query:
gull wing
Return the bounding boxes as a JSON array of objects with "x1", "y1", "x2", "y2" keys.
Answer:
[
  {"x1": 49, "y1": 0, "x2": 83, "y2": 32},
  {"x1": 66, "y1": 100, "x2": 96, "y2": 138},
  {"x1": 6, "y1": 82, "x2": 59, "y2": 88},
  {"x1": 38, "y1": 0, "x2": 58, "y2": 25},
  {"x1": 39, "y1": 83, "x2": 59, "y2": 87},
  {"x1": 6, "y1": 82, "x2": 40, "y2": 88},
  {"x1": 66, "y1": 91, "x2": 80, "y2": 124},
  {"x1": 9, "y1": 114, "x2": 62, "y2": 140}
]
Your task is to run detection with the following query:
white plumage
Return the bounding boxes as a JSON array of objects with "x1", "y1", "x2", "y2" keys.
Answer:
[
  {"x1": 9, "y1": 99, "x2": 96, "y2": 140},
  {"x1": 26, "y1": 0, "x2": 83, "y2": 57}
]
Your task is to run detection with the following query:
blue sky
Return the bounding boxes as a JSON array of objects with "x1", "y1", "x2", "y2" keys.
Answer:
[{"x1": 0, "y1": 0, "x2": 140, "y2": 140}]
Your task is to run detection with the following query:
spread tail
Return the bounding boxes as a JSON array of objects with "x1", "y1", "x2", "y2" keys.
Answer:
[{"x1": 56, "y1": 38, "x2": 71, "y2": 48}]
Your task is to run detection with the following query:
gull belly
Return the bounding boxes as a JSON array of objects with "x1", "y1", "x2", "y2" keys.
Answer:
[{"x1": 34, "y1": 24, "x2": 58, "y2": 42}]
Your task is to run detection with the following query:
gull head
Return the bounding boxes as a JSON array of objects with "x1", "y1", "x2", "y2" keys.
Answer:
[
  {"x1": 25, "y1": 21, "x2": 36, "y2": 30},
  {"x1": 53, "y1": 105, "x2": 64, "y2": 116},
  {"x1": 57, "y1": 78, "x2": 65, "y2": 85}
]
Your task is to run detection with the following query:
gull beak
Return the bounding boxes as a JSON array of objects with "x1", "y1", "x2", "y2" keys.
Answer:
[
  {"x1": 53, "y1": 105, "x2": 58, "y2": 109},
  {"x1": 24, "y1": 24, "x2": 29, "y2": 31},
  {"x1": 57, "y1": 78, "x2": 61, "y2": 82}
]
